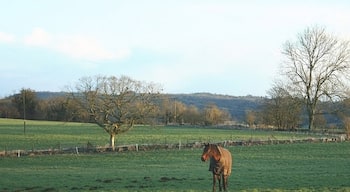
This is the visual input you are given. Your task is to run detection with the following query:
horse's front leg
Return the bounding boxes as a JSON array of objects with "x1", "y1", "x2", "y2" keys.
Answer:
[
  {"x1": 218, "y1": 173, "x2": 222, "y2": 192},
  {"x1": 212, "y1": 173, "x2": 217, "y2": 192}
]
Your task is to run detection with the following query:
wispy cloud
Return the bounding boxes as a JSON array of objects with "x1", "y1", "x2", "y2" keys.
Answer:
[
  {"x1": 11, "y1": 27, "x2": 130, "y2": 61},
  {"x1": 24, "y1": 27, "x2": 51, "y2": 46},
  {"x1": 55, "y1": 35, "x2": 130, "y2": 61},
  {"x1": 0, "y1": 32, "x2": 15, "y2": 43}
]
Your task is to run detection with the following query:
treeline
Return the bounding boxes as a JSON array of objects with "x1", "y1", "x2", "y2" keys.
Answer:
[
  {"x1": 0, "y1": 89, "x2": 231, "y2": 126},
  {"x1": 248, "y1": 88, "x2": 350, "y2": 132},
  {"x1": 1, "y1": 89, "x2": 350, "y2": 133}
]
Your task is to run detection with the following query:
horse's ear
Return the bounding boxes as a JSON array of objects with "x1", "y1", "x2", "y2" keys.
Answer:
[{"x1": 203, "y1": 142, "x2": 209, "y2": 146}]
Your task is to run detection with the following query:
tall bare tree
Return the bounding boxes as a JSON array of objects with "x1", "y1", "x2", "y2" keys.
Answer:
[
  {"x1": 282, "y1": 26, "x2": 350, "y2": 129},
  {"x1": 70, "y1": 75, "x2": 162, "y2": 150}
]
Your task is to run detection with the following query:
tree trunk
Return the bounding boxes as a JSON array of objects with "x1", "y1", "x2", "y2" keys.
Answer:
[
  {"x1": 308, "y1": 114, "x2": 314, "y2": 130},
  {"x1": 110, "y1": 134, "x2": 116, "y2": 151},
  {"x1": 307, "y1": 107, "x2": 315, "y2": 130}
]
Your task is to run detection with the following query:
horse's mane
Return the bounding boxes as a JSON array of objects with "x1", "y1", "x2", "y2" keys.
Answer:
[
  {"x1": 210, "y1": 144, "x2": 222, "y2": 160},
  {"x1": 216, "y1": 145, "x2": 223, "y2": 156},
  {"x1": 212, "y1": 144, "x2": 222, "y2": 152}
]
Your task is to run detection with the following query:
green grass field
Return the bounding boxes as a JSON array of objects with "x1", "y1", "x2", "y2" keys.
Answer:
[
  {"x1": 1, "y1": 119, "x2": 349, "y2": 191},
  {"x1": 1, "y1": 143, "x2": 349, "y2": 192},
  {"x1": 0, "y1": 118, "x2": 324, "y2": 151}
]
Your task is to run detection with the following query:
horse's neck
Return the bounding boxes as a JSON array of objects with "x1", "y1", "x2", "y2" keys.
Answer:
[
  {"x1": 216, "y1": 146, "x2": 223, "y2": 154},
  {"x1": 211, "y1": 145, "x2": 221, "y2": 161}
]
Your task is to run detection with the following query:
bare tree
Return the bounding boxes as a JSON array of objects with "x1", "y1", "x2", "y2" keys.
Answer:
[
  {"x1": 262, "y1": 82, "x2": 302, "y2": 130},
  {"x1": 338, "y1": 97, "x2": 350, "y2": 138},
  {"x1": 245, "y1": 110, "x2": 256, "y2": 128},
  {"x1": 69, "y1": 75, "x2": 162, "y2": 150},
  {"x1": 183, "y1": 105, "x2": 202, "y2": 125},
  {"x1": 282, "y1": 26, "x2": 350, "y2": 130},
  {"x1": 12, "y1": 88, "x2": 38, "y2": 119},
  {"x1": 204, "y1": 103, "x2": 231, "y2": 126}
]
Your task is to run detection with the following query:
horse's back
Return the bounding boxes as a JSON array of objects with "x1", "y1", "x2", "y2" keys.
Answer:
[{"x1": 220, "y1": 147, "x2": 232, "y2": 176}]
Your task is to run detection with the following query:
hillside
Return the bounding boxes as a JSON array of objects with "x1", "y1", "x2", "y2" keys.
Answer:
[
  {"x1": 13, "y1": 92, "x2": 266, "y2": 122},
  {"x1": 168, "y1": 93, "x2": 265, "y2": 121}
]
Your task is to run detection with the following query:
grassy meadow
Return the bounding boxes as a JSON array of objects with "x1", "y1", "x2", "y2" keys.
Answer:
[
  {"x1": 0, "y1": 118, "x2": 350, "y2": 191},
  {"x1": 0, "y1": 118, "x2": 324, "y2": 151}
]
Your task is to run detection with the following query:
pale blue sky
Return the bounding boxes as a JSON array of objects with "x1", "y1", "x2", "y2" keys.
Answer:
[{"x1": 1, "y1": 0, "x2": 349, "y2": 98}]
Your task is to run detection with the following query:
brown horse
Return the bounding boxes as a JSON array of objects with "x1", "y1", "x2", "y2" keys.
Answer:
[{"x1": 201, "y1": 143, "x2": 232, "y2": 192}]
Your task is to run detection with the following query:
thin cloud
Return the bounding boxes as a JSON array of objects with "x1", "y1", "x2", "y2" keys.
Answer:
[
  {"x1": 24, "y1": 27, "x2": 51, "y2": 46},
  {"x1": 22, "y1": 28, "x2": 130, "y2": 61},
  {"x1": 0, "y1": 32, "x2": 15, "y2": 43},
  {"x1": 55, "y1": 35, "x2": 130, "y2": 61}
]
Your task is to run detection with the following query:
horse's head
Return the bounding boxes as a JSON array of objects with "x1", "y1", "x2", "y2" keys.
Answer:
[
  {"x1": 201, "y1": 143, "x2": 221, "y2": 162},
  {"x1": 201, "y1": 143, "x2": 210, "y2": 162}
]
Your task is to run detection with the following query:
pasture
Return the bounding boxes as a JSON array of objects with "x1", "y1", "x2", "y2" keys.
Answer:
[
  {"x1": 0, "y1": 119, "x2": 350, "y2": 191},
  {"x1": 0, "y1": 118, "x2": 326, "y2": 151}
]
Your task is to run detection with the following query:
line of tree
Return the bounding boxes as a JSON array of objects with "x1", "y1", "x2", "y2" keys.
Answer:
[
  {"x1": 247, "y1": 93, "x2": 350, "y2": 132},
  {"x1": 0, "y1": 88, "x2": 231, "y2": 127}
]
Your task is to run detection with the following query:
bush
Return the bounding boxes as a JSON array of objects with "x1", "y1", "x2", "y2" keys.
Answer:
[{"x1": 343, "y1": 117, "x2": 350, "y2": 139}]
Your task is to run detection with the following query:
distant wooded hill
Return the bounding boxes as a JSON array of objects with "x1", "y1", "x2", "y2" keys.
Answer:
[
  {"x1": 167, "y1": 93, "x2": 265, "y2": 122},
  {"x1": 35, "y1": 92, "x2": 265, "y2": 122}
]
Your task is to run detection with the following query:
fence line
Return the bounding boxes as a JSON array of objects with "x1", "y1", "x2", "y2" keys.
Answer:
[{"x1": 0, "y1": 134, "x2": 347, "y2": 157}]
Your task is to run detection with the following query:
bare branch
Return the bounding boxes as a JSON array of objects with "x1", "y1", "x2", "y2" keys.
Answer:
[
  {"x1": 69, "y1": 75, "x2": 162, "y2": 150},
  {"x1": 281, "y1": 26, "x2": 350, "y2": 129}
]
